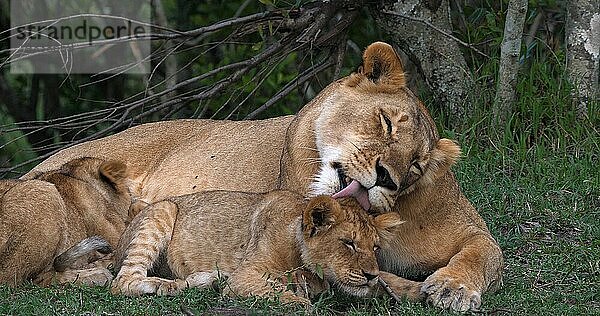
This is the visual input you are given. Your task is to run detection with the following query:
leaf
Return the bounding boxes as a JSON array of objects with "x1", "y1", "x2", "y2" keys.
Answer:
[
  {"x1": 258, "y1": 0, "x2": 274, "y2": 5},
  {"x1": 257, "y1": 25, "x2": 264, "y2": 39},
  {"x1": 251, "y1": 42, "x2": 263, "y2": 51},
  {"x1": 315, "y1": 264, "x2": 324, "y2": 280},
  {"x1": 285, "y1": 272, "x2": 293, "y2": 291}
]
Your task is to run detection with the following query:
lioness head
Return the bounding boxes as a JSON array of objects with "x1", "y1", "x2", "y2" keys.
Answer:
[
  {"x1": 311, "y1": 42, "x2": 461, "y2": 212},
  {"x1": 299, "y1": 196, "x2": 404, "y2": 297}
]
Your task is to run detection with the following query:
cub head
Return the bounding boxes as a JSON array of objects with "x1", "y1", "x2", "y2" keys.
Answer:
[
  {"x1": 36, "y1": 157, "x2": 133, "y2": 220},
  {"x1": 311, "y1": 42, "x2": 461, "y2": 212},
  {"x1": 299, "y1": 195, "x2": 404, "y2": 297}
]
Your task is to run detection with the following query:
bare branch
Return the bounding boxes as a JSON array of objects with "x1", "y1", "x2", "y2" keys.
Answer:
[{"x1": 245, "y1": 57, "x2": 334, "y2": 119}]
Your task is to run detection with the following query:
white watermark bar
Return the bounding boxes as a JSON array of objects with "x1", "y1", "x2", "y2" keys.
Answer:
[{"x1": 10, "y1": 0, "x2": 151, "y2": 74}]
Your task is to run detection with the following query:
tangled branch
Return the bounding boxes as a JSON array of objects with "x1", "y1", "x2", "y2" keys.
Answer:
[{"x1": 0, "y1": 1, "x2": 360, "y2": 177}]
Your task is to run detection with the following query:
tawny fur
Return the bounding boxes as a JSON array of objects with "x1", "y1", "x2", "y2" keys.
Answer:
[
  {"x1": 25, "y1": 42, "x2": 503, "y2": 312},
  {"x1": 111, "y1": 193, "x2": 410, "y2": 304},
  {"x1": 0, "y1": 158, "x2": 133, "y2": 286}
]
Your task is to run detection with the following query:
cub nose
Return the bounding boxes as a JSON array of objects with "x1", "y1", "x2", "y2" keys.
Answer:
[
  {"x1": 363, "y1": 270, "x2": 379, "y2": 281},
  {"x1": 375, "y1": 160, "x2": 397, "y2": 191}
]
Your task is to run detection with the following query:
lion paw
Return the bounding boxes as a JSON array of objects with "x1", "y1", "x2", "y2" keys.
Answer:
[
  {"x1": 156, "y1": 279, "x2": 187, "y2": 296},
  {"x1": 421, "y1": 274, "x2": 481, "y2": 312},
  {"x1": 283, "y1": 269, "x2": 330, "y2": 300},
  {"x1": 35, "y1": 267, "x2": 113, "y2": 287},
  {"x1": 111, "y1": 275, "x2": 186, "y2": 296},
  {"x1": 280, "y1": 292, "x2": 311, "y2": 306}
]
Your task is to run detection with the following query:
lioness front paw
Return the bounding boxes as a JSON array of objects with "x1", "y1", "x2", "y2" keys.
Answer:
[{"x1": 421, "y1": 274, "x2": 481, "y2": 312}]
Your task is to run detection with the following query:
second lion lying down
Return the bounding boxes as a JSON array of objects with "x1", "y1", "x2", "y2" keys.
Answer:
[{"x1": 111, "y1": 191, "x2": 413, "y2": 304}]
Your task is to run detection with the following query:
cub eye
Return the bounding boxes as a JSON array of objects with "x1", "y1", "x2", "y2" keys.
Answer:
[
  {"x1": 409, "y1": 161, "x2": 423, "y2": 176},
  {"x1": 374, "y1": 245, "x2": 380, "y2": 251},
  {"x1": 341, "y1": 238, "x2": 356, "y2": 251}
]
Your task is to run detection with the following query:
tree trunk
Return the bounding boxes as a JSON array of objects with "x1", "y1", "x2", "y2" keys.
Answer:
[
  {"x1": 493, "y1": 0, "x2": 528, "y2": 127},
  {"x1": 370, "y1": 0, "x2": 474, "y2": 127},
  {"x1": 566, "y1": 1, "x2": 599, "y2": 119}
]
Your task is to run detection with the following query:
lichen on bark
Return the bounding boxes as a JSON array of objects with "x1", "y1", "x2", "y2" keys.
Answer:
[{"x1": 566, "y1": 3, "x2": 600, "y2": 118}]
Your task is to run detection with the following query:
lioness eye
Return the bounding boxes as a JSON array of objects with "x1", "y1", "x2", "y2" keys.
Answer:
[
  {"x1": 374, "y1": 245, "x2": 380, "y2": 251},
  {"x1": 381, "y1": 113, "x2": 392, "y2": 135},
  {"x1": 409, "y1": 161, "x2": 423, "y2": 176},
  {"x1": 341, "y1": 238, "x2": 356, "y2": 251}
]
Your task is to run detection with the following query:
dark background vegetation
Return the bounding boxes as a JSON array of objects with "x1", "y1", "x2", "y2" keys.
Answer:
[{"x1": 0, "y1": 0, "x2": 598, "y2": 315}]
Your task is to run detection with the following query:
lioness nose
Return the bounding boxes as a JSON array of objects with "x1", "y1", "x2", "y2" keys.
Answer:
[
  {"x1": 375, "y1": 161, "x2": 397, "y2": 191},
  {"x1": 363, "y1": 270, "x2": 378, "y2": 281}
]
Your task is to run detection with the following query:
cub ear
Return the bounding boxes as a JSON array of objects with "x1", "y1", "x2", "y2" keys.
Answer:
[
  {"x1": 99, "y1": 160, "x2": 128, "y2": 192},
  {"x1": 373, "y1": 212, "x2": 405, "y2": 232},
  {"x1": 128, "y1": 199, "x2": 149, "y2": 218},
  {"x1": 303, "y1": 196, "x2": 342, "y2": 237},
  {"x1": 360, "y1": 42, "x2": 405, "y2": 87},
  {"x1": 426, "y1": 139, "x2": 461, "y2": 180}
]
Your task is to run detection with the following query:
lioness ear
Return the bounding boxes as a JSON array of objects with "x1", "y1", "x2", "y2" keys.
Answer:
[
  {"x1": 99, "y1": 160, "x2": 128, "y2": 193},
  {"x1": 426, "y1": 139, "x2": 461, "y2": 180},
  {"x1": 303, "y1": 196, "x2": 342, "y2": 237},
  {"x1": 360, "y1": 42, "x2": 405, "y2": 87},
  {"x1": 373, "y1": 212, "x2": 405, "y2": 231}
]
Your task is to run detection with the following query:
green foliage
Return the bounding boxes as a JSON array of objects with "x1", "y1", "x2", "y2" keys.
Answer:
[{"x1": 0, "y1": 106, "x2": 37, "y2": 174}]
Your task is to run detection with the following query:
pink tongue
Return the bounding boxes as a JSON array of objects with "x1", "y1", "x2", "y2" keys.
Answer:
[{"x1": 332, "y1": 180, "x2": 371, "y2": 210}]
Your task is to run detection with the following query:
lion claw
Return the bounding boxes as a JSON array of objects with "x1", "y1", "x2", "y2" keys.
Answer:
[
  {"x1": 156, "y1": 279, "x2": 187, "y2": 296},
  {"x1": 421, "y1": 275, "x2": 481, "y2": 312}
]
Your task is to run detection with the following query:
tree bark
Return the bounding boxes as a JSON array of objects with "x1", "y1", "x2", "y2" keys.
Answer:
[
  {"x1": 493, "y1": 0, "x2": 528, "y2": 127},
  {"x1": 370, "y1": 0, "x2": 474, "y2": 127},
  {"x1": 566, "y1": 1, "x2": 599, "y2": 118}
]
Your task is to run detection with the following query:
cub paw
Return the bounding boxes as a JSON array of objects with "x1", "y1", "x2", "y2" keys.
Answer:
[
  {"x1": 421, "y1": 274, "x2": 481, "y2": 312},
  {"x1": 186, "y1": 270, "x2": 226, "y2": 291},
  {"x1": 279, "y1": 292, "x2": 311, "y2": 306},
  {"x1": 35, "y1": 267, "x2": 113, "y2": 287},
  {"x1": 283, "y1": 269, "x2": 330, "y2": 300},
  {"x1": 74, "y1": 267, "x2": 114, "y2": 287},
  {"x1": 156, "y1": 279, "x2": 187, "y2": 296},
  {"x1": 111, "y1": 275, "x2": 186, "y2": 296}
]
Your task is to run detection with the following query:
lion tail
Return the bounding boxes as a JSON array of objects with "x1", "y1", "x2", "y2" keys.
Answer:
[{"x1": 53, "y1": 236, "x2": 113, "y2": 272}]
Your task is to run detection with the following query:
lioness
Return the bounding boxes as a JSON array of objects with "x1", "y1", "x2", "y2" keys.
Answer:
[
  {"x1": 25, "y1": 42, "x2": 502, "y2": 311},
  {"x1": 0, "y1": 157, "x2": 132, "y2": 286},
  {"x1": 111, "y1": 192, "x2": 409, "y2": 304}
]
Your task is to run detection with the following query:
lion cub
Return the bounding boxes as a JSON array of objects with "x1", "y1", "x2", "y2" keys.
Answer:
[
  {"x1": 111, "y1": 191, "x2": 404, "y2": 304},
  {"x1": 0, "y1": 157, "x2": 133, "y2": 287}
]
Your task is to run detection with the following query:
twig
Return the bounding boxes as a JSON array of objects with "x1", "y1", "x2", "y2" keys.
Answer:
[
  {"x1": 378, "y1": 277, "x2": 402, "y2": 303},
  {"x1": 245, "y1": 57, "x2": 334, "y2": 119}
]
